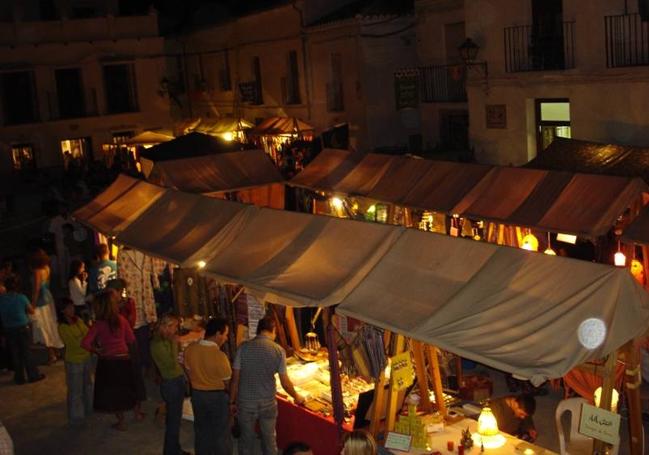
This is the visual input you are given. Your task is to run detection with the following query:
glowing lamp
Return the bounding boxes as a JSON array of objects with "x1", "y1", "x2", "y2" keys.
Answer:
[
  {"x1": 521, "y1": 233, "x2": 538, "y2": 252},
  {"x1": 594, "y1": 386, "x2": 619, "y2": 412},
  {"x1": 544, "y1": 248, "x2": 556, "y2": 255},
  {"x1": 221, "y1": 131, "x2": 234, "y2": 142},
  {"x1": 367, "y1": 204, "x2": 376, "y2": 214},
  {"x1": 472, "y1": 406, "x2": 506, "y2": 449},
  {"x1": 330, "y1": 197, "x2": 344, "y2": 210},
  {"x1": 614, "y1": 251, "x2": 626, "y2": 267},
  {"x1": 197, "y1": 260, "x2": 206, "y2": 269},
  {"x1": 631, "y1": 259, "x2": 645, "y2": 285}
]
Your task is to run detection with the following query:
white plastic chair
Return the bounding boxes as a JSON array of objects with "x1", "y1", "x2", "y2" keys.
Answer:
[{"x1": 555, "y1": 397, "x2": 619, "y2": 455}]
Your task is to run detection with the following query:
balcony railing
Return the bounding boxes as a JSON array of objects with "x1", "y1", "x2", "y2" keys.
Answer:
[
  {"x1": 419, "y1": 64, "x2": 467, "y2": 103},
  {"x1": 504, "y1": 21, "x2": 575, "y2": 72},
  {"x1": 605, "y1": 13, "x2": 649, "y2": 67}
]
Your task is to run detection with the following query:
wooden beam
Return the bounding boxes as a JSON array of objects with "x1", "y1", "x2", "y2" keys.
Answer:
[
  {"x1": 385, "y1": 334, "x2": 406, "y2": 432},
  {"x1": 284, "y1": 306, "x2": 301, "y2": 351},
  {"x1": 426, "y1": 345, "x2": 447, "y2": 417},
  {"x1": 411, "y1": 340, "x2": 432, "y2": 412},
  {"x1": 592, "y1": 352, "x2": 617, "y2": 455},
  {"x1": 369, "y1": 330, "x2": 391, "y2": 437},
  {"x1": 622, "y1": 341, "x2": 644, "y2": 455}
]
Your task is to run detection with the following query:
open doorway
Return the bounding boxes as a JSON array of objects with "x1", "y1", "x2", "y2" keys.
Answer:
[
  {"x1": 536, "y1": 99, "x2": 570, "y2": 152},
  {"x1": 60, "y1": 137, "x2": 92, "y2": 169}
]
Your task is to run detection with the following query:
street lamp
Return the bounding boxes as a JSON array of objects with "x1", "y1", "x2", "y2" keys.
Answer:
[{"x1": 458, "y1": 38, "x2": 488, "y2": 78}]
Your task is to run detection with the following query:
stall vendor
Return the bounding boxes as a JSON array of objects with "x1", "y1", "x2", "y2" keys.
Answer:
[{"x1": 489, "y1": 394, "x2": 537, "y2": 442}]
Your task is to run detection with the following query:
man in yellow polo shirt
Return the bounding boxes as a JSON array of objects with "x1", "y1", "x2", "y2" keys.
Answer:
[{"x1": 184, "y1": 317, "x2": 232, "y2": 455}]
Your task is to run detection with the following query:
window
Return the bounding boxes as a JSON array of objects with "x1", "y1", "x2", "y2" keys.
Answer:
[
  {"x1": 327, "y1": 53, "x2": 344, "y2": 112},
  {"x1": 11, "y1": 144, "x2": 35, "y2": 170},
  {"x1": 536, "y1": 99, "x2": 570, "y2": 152},
  {"x1": 283, "y1": 50, "x2": 301, "y2": 105},
  {"x1": 103, "y1": 64, "x2": 138, "y2": 114},
  {"x1": 71, "y1": 1, "x2": 97, "y2": 18},
  {"x1": 220, "y1": 51, "x2": 231, "y2": 91},
  {"x1": 1, "y1": 71, "x2": 38, "y2": 125},
  {"x1": 112, "y1": 131, "x2": 134, "y2": 144},
  {"x1": 56, "y1": 68, "x2": 85, "y2": 118},
  {"x1": 39, "y1": 0, "x2": 58, "y2": 20},
  {"x1": 61, "y1": 137, "x2": 92, "y2": 162},
  {"x1": 0, "y1": 3, "x2": 12, "y2": 22},
  {"x1": 252, "y1": 57, "x2": 263, "y2": 105},
  {"x1": 118, "y1": 0, "x2": 148, "y2": 16}
]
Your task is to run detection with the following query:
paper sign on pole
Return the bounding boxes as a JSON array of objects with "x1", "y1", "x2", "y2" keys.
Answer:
[
  {"x1": 390, "y1": 351, "x2": 414, "y2": 392},
  {"x1": 384, "y1": 432, "x2": 412, "y2": 452},
  {"x1": 578, "y1": 403, "x2": 621, "y2": 446},
  {"x1": 246, "y1": 294, "x2": 265, "y2": 340}
]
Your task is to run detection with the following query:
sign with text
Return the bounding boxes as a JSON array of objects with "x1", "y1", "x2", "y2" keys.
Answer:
[
  {"x1": 390, "y1": 351, "x2": 414, "y2": 392},
  {"x1": 394, "y1": 71, "x2": 419, "y2": 110},
  {"x1": 246, "y1": 295, "x2": 265, "y2": 339},
  {"x1": 239, "y1": 81, "x2": 258, "y2": 103},
  {"x1": 384, "y1": 432, "x2": 412, "y2": 452},
  {"x1": 578, "y1": 403, "x2": 621, "y2": 446}
]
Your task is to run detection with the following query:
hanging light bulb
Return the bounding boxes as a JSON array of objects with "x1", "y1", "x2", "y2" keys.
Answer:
[
  {"x1": 614, "y1": 241, "x2": 626, "y2": 267},
  {"x1": 521, "y1": 232, "x2": 538, "y2": 252},
  {"x1": 544, "y1": 232, "x2": 556, "y2": 255},
  {"x1": 330, "y1": 197, "x2": 344, "y2": 210}
]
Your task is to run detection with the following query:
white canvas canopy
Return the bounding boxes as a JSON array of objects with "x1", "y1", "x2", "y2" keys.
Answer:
[
  {"x1": 336, "y1": 228, "x2": 649, "y2": 383},
  {"x1": 74, "y1": 180, "x2": 649, "y2": 381}
]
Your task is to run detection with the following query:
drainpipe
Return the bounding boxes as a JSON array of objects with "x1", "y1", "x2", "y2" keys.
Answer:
[{"x1": 292, "y1": 1, "x2": 312, "y2": 121}]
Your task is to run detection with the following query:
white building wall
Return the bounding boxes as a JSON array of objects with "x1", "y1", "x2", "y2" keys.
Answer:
[{"x1": 466, "y1": 0, "x2": 649, "y2": 165}]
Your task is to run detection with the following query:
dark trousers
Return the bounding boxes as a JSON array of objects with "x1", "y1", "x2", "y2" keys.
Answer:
[
  {"x1": 191, "y1": 389, "x2": 230, "y2": 455},
  {"x1": 134, "y1": 325, "x2": 151, "y2": 369},
  {"x1": 5, "y1": 325, "x2": 40, "y2": 384},
  {"x1": 160, "y1": 375, "x2": 186, "y2": 455}
]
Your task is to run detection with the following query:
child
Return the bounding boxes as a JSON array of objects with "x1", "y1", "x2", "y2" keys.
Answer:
[
  {"x1": 68, "y1": 259, "x2": 90, "y2": 321},
  {"x1": 0, "y1": 275, "x2": 43, "y2": 384},
  {"x1": 58, "y1": 298, "x2": 93, "y2": 423}
]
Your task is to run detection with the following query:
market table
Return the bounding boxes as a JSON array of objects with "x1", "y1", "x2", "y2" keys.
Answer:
[
  {"x1": 276, "y1": 395, "x2": 352, "y2": 454},
  {"x1": 399, "y1": 417, "x2": 557, "y2": 455}
]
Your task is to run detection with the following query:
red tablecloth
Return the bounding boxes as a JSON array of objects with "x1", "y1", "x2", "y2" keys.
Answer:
[{"x1": 276, "y1": 396, "x2": 352, "y2": 454}]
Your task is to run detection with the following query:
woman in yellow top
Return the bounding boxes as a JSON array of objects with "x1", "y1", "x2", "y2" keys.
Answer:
[{"x1": 57, "y1": 298, "x2": 93, "y2": 424}]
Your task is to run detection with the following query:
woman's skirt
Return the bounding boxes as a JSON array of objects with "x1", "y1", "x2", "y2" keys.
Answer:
[
  {"x1": 94, "y1": 357, "x2": 137, "y2": 413},
  {"x1": 32, "y1": 302, "x2": 64, "y2": 349}
]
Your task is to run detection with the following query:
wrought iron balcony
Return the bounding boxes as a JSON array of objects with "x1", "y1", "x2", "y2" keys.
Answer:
[
  {"x1": 504, "y1": 21, "x2": 575, "y2": 72},
  {"x1": 419, "y1": 64, "x2": 467, "y2": 103},
  {"x1": 605, "y1": 13, "x2": 649, "y2": 67}
]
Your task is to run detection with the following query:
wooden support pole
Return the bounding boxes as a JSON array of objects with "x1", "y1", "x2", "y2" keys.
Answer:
[
  {"x1": 369, "y1": 330, "x2": 391, "y2": 437},
  {"x1": 269, "y1": 304, "x2": 289, "y2": 353},
  {"x1": 385, "y1": 334, "x2": 406, "y2": 432},
  {"x1": 622, "y1": 341, "x2": 644, "y2": 455},
  {"x1": 592, "y1": 352, "x2": 617, "y2": 455},
  {"x1": 284, "y1": 307, "x2": 301, "y2": 352},
  {"x1": 411, "y1": 340, "x2": 432, "y2": 412},
  {"x1": 426, "y1": 345, "x2": 448, "y2": 417}
]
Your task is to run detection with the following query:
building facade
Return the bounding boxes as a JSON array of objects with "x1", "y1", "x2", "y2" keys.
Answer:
[
  {"x1": 464, "y1": 0, "x2": 649, "y2": 165},
  {"x1": 0, "y1": 0, "x2": 172, "y2": 172},
  {"x1": 169, "y1": 0, "x2": 418, "y2": 152}
]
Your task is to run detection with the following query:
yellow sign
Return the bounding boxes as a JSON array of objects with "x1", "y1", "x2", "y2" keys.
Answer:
[
  {"x1": 578, "y1": 403, "x2": 620, "y2": 446},
  {"x1": 390, "y1": 352, "x2": 414, "y2": 392}
]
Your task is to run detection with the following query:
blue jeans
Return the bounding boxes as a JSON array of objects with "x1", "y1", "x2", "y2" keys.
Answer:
[
  {"x1": 238, "y1": 398, "x2": 278, "y2": 455},
  {"x1": 65, "y1": 359, "x2": 93, "y2": 422},
  {"x1": 191, "y1": 389, "x2": 230, "y2": 455},
  {"x1": 160, "y1": 375, "x2": 186, "y2": 455}
]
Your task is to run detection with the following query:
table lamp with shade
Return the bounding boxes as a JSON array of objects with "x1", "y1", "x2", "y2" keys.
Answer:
[{"x1": 472, "y1": 405, "x2": 507, "y2": 449}]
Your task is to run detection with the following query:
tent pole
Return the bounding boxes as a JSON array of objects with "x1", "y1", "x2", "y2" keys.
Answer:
[
  {"x1": 325, "y1": 308, "x2": 345, "y2": 435},
  {"x1": 426, "y1": 345, "x2": 447, "y2": 417},
  {"x1": 622, "y1": 340, "x2": 644, "y2": 455},
  {"x1": 284, "y1": 307, "x2": 301, "y2": 351},
  {"x1": 642, "y1": 245, "x2": 649, "y2": 291},
  {"x1": 269, "y1": 304, "x2": 290, "y2": 353},
  {"x1": 411, "y1": 340, "x2": 432, "y2": 412},
  {"x1": 592, "y1": 351, "x2": 617, "y2": 455},
  {"x1": 369, "y1": 330, "x2": 391, "y2": 436},
  {"x1": 385, "y1": 334, "x2": 406, "y2": 432}
]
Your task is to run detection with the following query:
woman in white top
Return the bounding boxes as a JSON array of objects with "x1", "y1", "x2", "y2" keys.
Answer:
[{"x1": 68, "y1": 259, "x2": 89, "y2": 320}]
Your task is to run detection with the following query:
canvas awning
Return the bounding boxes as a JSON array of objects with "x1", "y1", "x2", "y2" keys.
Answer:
[
  {"x1": 195, "y1": 117, "x2": 254, "y2": 135},
  {"x1": 117, "y1": 190, "x2": 252, "y2": 266},
  {"x1": 525, "y1": 137, "x2": 649, "y2": 183},
  {"x1": 336, "y1": 228, "x2": 649, "y2": 383},
  {"x1": 73, "y1": 175, "x2": 166, "y2": 236},
  {"x1": 202, "y1": 208, "x2": 403, "y2": 307},
  {"x1": 291, "y1": 149, "x2": 649, "y2": 238},
  {"x1": 125, "y1": 131, "x2": 174, "y2": 146},
  {"x1": 250, "y1": 117, "x2": 314, "y2": 136},
  {"x1": 146, "y1": 149, "x2": 284, "y2": 194}
]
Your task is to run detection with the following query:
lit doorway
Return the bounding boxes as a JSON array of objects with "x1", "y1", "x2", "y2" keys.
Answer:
[
  {"x1": 60, "y1": 137, "x2": 92, "y2": 168},
  {"x1": 536, "y1": 99, "x2": 570, "y2": 152},
  {"x1": 11, "y1": 144, "x2": 36, "y2": 170}
]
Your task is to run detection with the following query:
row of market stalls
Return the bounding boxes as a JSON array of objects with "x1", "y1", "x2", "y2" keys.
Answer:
[{"x1": 74, "y1": 172, "x2": 649, "y2": 454}]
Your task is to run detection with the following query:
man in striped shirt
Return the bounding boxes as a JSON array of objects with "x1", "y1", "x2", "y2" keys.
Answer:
[{"x1": 230, "y1": 316, "x2": 304, "y2": 455}]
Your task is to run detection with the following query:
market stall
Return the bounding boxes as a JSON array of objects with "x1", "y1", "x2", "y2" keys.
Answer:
[
  {"x1": 194, "y1": 116, "x2": 253, "y2": 142},
  {"x1": 249, "y1": 116, "x2": 314, "y2": 173},
  {"x1": 73, "y1": 178, "x2": 649, "y2": 454}
]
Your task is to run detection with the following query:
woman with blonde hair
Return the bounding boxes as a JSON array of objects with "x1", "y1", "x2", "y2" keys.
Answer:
[
  {"x1": 29, "y1": 248, "x2": 63, "y2": 363},
  {"x1": 341, "y1": 430, "x2": 378, "y2": 455},
  {"x1": 81, "y1": 289, "x2": 138, "y2": 431}
]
